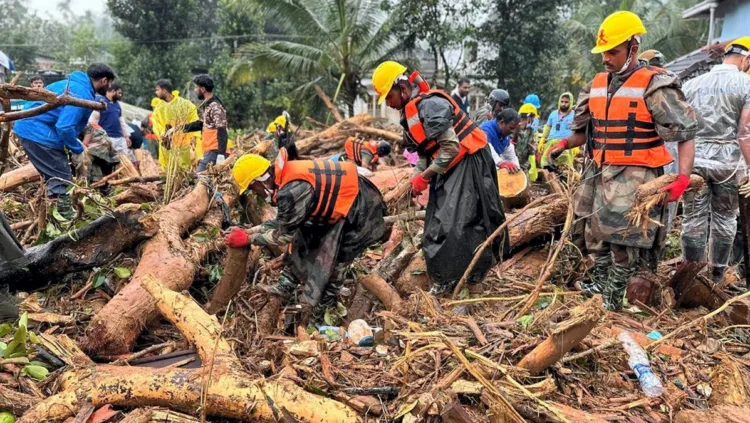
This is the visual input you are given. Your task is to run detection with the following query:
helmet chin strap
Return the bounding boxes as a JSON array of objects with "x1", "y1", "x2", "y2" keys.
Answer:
[{"x1": 617, "y1": 37, "x2": 640, "y2": 74}]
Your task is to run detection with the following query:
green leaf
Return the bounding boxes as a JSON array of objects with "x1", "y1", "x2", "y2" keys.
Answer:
[
  {"x1": 517, "y1": 315, "x2": 534, "y2": 329},
  {"x1": 51, "y1": 207, "x2": 69, "y2": 223},
  {"x1": 9, "y1": 351, "x2": 28, "y2": 359},
  {"x1": 458, "y1": 288, "x2": 470, "y2": 300},
  {"x1": 13, "y1": 325, "x2": 27, "y2": 347},
  {"x1": 28, "y1": 332, "x2": 39, "y2": 345},
  {"x1": 336, "y1": 302, "x2": 347, "y2": 318},
  {"x1": 410, "y1": 270, "x2": 426, "y2": 275},
  {"x1": 44, "y1": 222, "x2": 62, "y2": 238},
  {"x1": 113, "y1": 267, "x2": 132, "y2": 279},
  {"x1": 3, "y1": 340, "x2": 18, "y2": 358},
  {"x1": 0, "y1": 323, "x2": 13, "y2": 338},
  {"x1": 93, "y1": 273, "x2": 107, "y2": 288},
  {"x1": 22, "y1": 365, "x2": 48, "y2": 381},
  {"x1": 18, "y1": 313, "x2": 27, "y2": 331}
]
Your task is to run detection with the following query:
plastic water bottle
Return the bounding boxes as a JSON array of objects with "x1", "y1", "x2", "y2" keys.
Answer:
[{"x1": 618, "y1": 332, "x2": 664, "y2": 397}]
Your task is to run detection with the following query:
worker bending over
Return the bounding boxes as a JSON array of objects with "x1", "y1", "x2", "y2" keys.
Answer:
[
  {"x1": 263, "y1": 112, "x2": 299, "y2": 161},
  {"x1": 547, "y1": 11, "x2": 697, "y2": 310},
  {"x1": 374, "y1": 61, "x2": 508, "y2": 295},
  {"x1": 338, "y1": 137, "x2": 392, "y2": 171},
  {"x1": 225, "y1": 148, "x2": 388, "y2": 324},
  {"x1": 681, "y1": 37, "x2": 750, "y2": 284},
  {"x1": 480, "y1": 108, "x2": 521, "y2": 173}
]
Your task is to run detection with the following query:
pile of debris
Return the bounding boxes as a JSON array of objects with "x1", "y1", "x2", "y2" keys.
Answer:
[{"x1": 0, "y1": 110, "x2": 749, "y2": 423}]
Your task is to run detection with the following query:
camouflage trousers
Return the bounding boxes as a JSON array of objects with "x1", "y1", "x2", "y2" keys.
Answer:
[
  {"x1": 681, "y1": 142, "x2": 742, "y2": 272},
  {"x1": 268, "y1": 262, "x2": 349, "y2": 323}
]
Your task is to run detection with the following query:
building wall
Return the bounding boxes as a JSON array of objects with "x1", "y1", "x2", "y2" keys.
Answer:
[{"x1": 718, "y1": 0, "x2": 750, "y2": 41}]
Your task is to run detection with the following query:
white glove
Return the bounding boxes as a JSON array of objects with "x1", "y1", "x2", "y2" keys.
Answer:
[
  {"x1": 740, "y1": 168, "x2": 750, "y2": 198},
  {"x1": 164, "y1": 127, "x2": 175, "y2": 138},
  {"x1": 216, "y1": 154, "x2": 226, "y2": 166}
]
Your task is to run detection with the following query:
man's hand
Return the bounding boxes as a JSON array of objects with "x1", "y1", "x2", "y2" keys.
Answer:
[
  {"x1": 411, "y1": 173, "x2": 430, "y2": 195},
  {"x1": 546, "y1": 139, "x2": 568, "y2": 160},
  {"x1": 70, "y1": 153, "x2": 84, "y2": 171},
  {"x1": 225, "y1": 227, "x2": 250, "y2": 248},
  {"x1": 216, "y1": 154, "x2": 226, "y2": 166},
  {"x1": 499, "y1": 162, "x2": 520, "y2": 174},
  {"x1": 740, "y1": 170, "x2": 750, "y2": 198},
  {"x1": 660, "y1": 174, "x2": 690, "y2": 203},
  {"x1": 126, "y1": 137, "x2": 132, "y2": 148}
]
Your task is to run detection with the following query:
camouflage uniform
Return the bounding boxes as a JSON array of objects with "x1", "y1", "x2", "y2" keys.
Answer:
[
  {"x1": 515, "y1": 126, "x2": 536, "y2": 169},
  {"x1": 82, "y1": 124, "x2": 120, "y2": 185},
  {"x1": 471, "y1": 105, "x2": 492, "y2": 125},
  {"x1": 571, "y1": 64, "x2": 698, "y2": 310}
]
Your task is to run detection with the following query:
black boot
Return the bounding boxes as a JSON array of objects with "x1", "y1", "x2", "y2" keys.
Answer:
[{"x1": 56, "y1": 195, "x2": 76, "y2": 220}]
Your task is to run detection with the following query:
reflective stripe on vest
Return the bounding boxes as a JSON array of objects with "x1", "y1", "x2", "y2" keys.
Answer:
[
  {"x1": 588, "y1": 67, "x2": 674, "y2": 168},
  {"x1": 401, "y1": 90, "x2": 487, "y2": 171},
  {"x1": 277, "y1": 159, "x2": 360, "y2": 223},
  {"x1": 344, "y1": 138, "x2": 379, "y2": 166}
]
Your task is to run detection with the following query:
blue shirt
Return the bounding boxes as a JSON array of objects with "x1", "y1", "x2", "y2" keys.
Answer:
[
  {"x1": 479, "y1": 119, "x2": 510, "y2": 155},
  {"x1": 546, "y1": 110, "x2": 574, "y2": 140},
  {"x1": 14, "y1": 71, "x2": 95, "y2": 154},
  {"x1": 97, "y1": 95, "x2": 124, "y2": 138}
]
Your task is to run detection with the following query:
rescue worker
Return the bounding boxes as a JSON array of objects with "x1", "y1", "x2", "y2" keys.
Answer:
[
  {"x1": 516, "y1": 103, "x2": 539, "y2": 172},
  {"x1": 224, "y1": 148, "x2": 388, "y2": 323},
  {"x1": 339, "y1": 137, "x2": 392, "y2": 171},
  {"x1": 89, "y1": 83, "x2": 136, "y2": 163},
  {"x1": 81, "y1": 123, "x2": 119, "y2": 195},
  {"x1": 14, "y1": 64, "x2": 116, "y2": 219},
  {"x1": 539, "y1": 92, "x2": 577, "y2": 169},
  {"x1": 523, "y1": 94, "x2": 542, "y2": 132},
  {"x1": 472, "y1": 88, "x2": 510, "y2": 125},
  {"x1": 546, "y1": 11, "x2": 697, "y2": 310},
  {"x1": 151, "y1": 79, "x2": 202, "y2": 171},
  {"x1": 264, "y1": 112, "x2": 299, "y2": 161},
  {"x1": 451, "y1": 77, "x2": 471, "y2": 113},
  {"x1": 182, "y1": 75, "x2": 229, "y2": 172},
  {"x1": 638, "y1": 49, "x2": 666, "y2": 67},
  {"x1": 480, "y1": 108, "x2": 521, "y2": 173},
  {"x1": 373, "y1": 61, "x2": 508, "y2": 294},
  {"x1": 682, "y1": 37, "x2": 750, "y2": 284}
]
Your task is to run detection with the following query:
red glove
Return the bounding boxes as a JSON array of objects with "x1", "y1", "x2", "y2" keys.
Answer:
[
  {"x1": 499, "y1": 162, "x2": 520, "y2": 174},
  {"x1": 660, "y1": 174, "x2": 690, "y2": 203},
  {"x1": 547, "y1": 139, "x2": 568, "y2": 159},
  {"x1": 411, "y1": 174, "x2": 430, "y2": 195},
  {"x1": 225, "y1": 228, "x2": 250, "y2": 248},
  {"x1": 535, "y1": 153, "x2": 541, "y2": 164}
]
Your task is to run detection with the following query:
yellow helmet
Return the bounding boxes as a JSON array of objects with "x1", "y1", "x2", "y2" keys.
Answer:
[
  {"x1": 232, "y1": 154, "x2": 271, "y2": 192},
  {"x1": 726, "y1": 36, "x2": 750, "y2": 56},
  {"x1": 518, "y1": 103, "x2": 538, "y2": 117},
  {"x1": 372, "y1": 61, "x2": 407, "y2": 105},
  {"x1": 592, "y1": 11, "x2": 647, "y2": 54},
  {"x1": 266, "y1": 115, "x2": 287, "y2": 133}
]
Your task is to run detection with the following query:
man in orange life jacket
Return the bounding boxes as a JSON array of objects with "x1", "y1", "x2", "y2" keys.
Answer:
[
  {"x1": 546, "y1": 11, "x2": 697, "y2": 310},
  {"x1": 224, "y1": 148, "x2": 388, "y2": 324},
  {"x1": 340, "y1": 137, "x2": 392, "y2": 171},
  {"x1": 182, "y1": 74, "x2": 229, "y2": 172},
  {"x1": 373, "y1": 61, "x2": 509, "y2": 295}
]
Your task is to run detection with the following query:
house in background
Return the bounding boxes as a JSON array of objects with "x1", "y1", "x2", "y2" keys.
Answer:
[{"x1": 666, "y1": 0, "x2": 749, "y2": 81}]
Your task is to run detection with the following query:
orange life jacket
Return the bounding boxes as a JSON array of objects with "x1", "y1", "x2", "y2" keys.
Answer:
[
  {"x1": 402, "y1": 90, "x2": 487, "y2": 171},
  {"x1": 589, "y1": 66, "x2": 673, "y2": 168},
  {"x1": 274, "y1": 148, "x2": 359, "y2": 224},
  {"x1": 344, "y1": 137, "x2": 379, "y2": 166}
]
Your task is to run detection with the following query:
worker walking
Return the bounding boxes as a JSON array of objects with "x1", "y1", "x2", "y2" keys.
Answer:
[
  {"x1": 14, "y1": 64, "x2": 116, "y2": 219},
  {"x1": 151, "y1": 79, "x2": 201, "y2": 171},
  {"x1": 373, "y1": 61, "x2": 509, "y2": 295},
  {"x1": 681, "y1": 37, "x2": 750, "y2": 284},
  {"x1": 182, "y1": 75, "x2": 229, "y2": 172},
  {"x1": 338, "y1": 137, "x2": 392, "y2": 171},
  {"x1": 224, "y1": 148, "x2": 388, "y2": 324},
  {"x1": 472, "y1": 89, "x2": 510, "y2": 125},
  {"x1": 546, "y1": 11, "x2": 697, "y2": 310},
  {"x1": 539, "y1": 92, "x2": 577, "y2": 169}
]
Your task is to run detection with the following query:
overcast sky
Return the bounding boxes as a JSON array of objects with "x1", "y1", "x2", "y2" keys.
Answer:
[{"x1": 27, "y1": 0, "x2": 107, "y2": 19}]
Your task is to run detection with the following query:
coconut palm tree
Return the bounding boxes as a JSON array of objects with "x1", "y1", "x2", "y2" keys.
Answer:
[{"x1": 230, "y1": 0, "x2": 402, "y2": 117}]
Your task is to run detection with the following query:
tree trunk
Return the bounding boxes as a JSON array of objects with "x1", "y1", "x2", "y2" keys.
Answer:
[
  {"x1": 0, "y1": 204, "x2": 158, "y2": 288},
  {"x1": 312, "y1": 83, "x2": 343, "y2": 123},
  {"x1": 205, "y1": 246, "x2": 254, "y2": 314},
  {"x1": 507, "y1": 198, "x2": 567, "y2": 249},
  {"x1": 357, "y1": 274, "x2": 404, "y2": 313},
  {"x1": 19, "y1": 277, "x2": 358, "y2": 423},
  {"x1": 81, "y1": 182, "x2": 215, "y2": 357},
  {"x1": 0, "y1": 163, "x2": 40, "y2": 192},
  {"x1": 295, "y1": 114, "x2": 373, "y2": 155}
]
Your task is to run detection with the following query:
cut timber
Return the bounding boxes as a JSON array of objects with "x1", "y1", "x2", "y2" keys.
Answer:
[
  {"x1": 497, "y1": 168, "x2": 530, "y2": 209},
  {"x1": 18, "y1": 277, "x2": 358, "y2": 423},
  {"x1": 82, "y1": 182, "x2": 214, "y2": 356},
  {"x1": 675, "y1": 405, "x2": 750, "y2": 423},
  {"x1": 0, "y1": 384, "x2": 39, "y2": 415},
  {"x1": 344, "y1": 125, "x2": 402, "y2": 143},
  {"x1": 358, "y1": 274, "x2": 404, "y2": 313},
  {"x1": 295, "y1": 114, "x2": 373, "y2": 155},
  {"x1": 625, "y1": 271, "x2": 662, "y2": 307},
  {"x1": 710, "y1": 357, "x2": 747, "y2": 407},
  {"x1": 205, "y1": 246, "x2": 254, "y2": 314},
  {"x1": 507, "y1": 197, "x2": 567, "y2": 249},
  {"x1": 635, "y1": 174, "x2": 705, "y2": 200},
  {"x1": 670, "y1": 261, "x2": 708, "y2": 307},
  {"x1": 0, "y1": 204, "x2": 158, "y2": 289},
  {"x1": 539, "y1": 169, "x2": 564, "y2": 195},
  {"x1": 395, "y1": 254, "x2": 430, "y2": 295},
  {"x1": 0, "y1": 163, "x2": 40, "y2": 192},
  {"x1": 518, "y1": 296, "x2": 604, "y2": 375}
]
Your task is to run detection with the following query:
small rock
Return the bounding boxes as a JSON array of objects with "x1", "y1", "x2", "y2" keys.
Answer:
[
  {"x1": 257, "y1": 360, "x2": 272, "y2": 373},
  {"x1": 375, "y1": 345, "x2": 388, "y2": 356},
  {"x1": 288, "y1": 340, "x2": 320, "y2": 358}
]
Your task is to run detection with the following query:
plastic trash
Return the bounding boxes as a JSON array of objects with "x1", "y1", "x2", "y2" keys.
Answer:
[
  {"x1": 318, "y1": 326, "x2": 344, "y2": 341},
  {"x1": 618, "y1": 332, "x2": 664, "y2": 397},
  {"x1": 347, "y1": 319, "x2": 374, "y2": 347},
  {"x1": 646, "y1": 330, "x2": 663, "y2": 341}
]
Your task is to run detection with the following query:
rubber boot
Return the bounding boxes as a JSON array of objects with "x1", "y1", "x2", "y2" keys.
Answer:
[
  {"x1": 681, "y1": 239, "x2": 706, "y2": 264},
  {"x1": 711, "y1": 266, "x2": 727, "y2": 285},
  {"x1": 602, "y1": 264, "x2": 635, "y2": 311},
  {"x1": 576, "y1": 253, "x2": 610, "y2": 297},
  {"x1": 56, "y1": 195, "x2": 76, "y2": 221}
]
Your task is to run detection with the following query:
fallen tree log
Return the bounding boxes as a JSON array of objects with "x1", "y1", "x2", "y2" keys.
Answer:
[
  {"x1": 0, "y1": 384, "x2": 38, "y2": 416},
  {"x1": 518, "y1": 296, "x2": 604, "y2": 375},
  {"x1": 82, "y1": 182, "x2": 215, "y2": 356},
  {"x1": 344, "y1": 125, "x2": 402, "y2": 143},
  {"x1": 508, "y1": 197, "x2": 567, "y2": 248},
  {"x1": 296, "y1": 114, "x2": 373, "y2": 155},
  {"x1": 0, "y1": 204, "x2": 158, "y2": 289},
  {"x1": 0, "y1": 163, "x2": 40, "y2": 192},
  {"x1": 205, "y1": 246, "x2": 254, "y2": 314},
  {"x1": 358, "y1": 274, "x2": 405, "y2": 313},
  {"x1": 0, "y1": 84, "x2": 106, "y2": 123},
  {"x1": 675, "y1": 405, "x2": 750, "y2": 423},
  {"x1": 313, "y1": 83, "x2": 344, "y2": 123},
  {"x1": 19, "y1": 277, "x2": 359, "y2": 423}
]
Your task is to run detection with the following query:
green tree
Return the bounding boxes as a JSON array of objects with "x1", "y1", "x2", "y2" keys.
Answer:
[
  {"x1": 231, "y1": 0, "x2": 402, "y2": 116},
  {"x1": 0, "y1": 0, "x2": 39, "y2": 70}
]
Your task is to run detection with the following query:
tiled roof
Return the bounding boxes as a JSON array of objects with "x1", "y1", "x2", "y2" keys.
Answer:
[{"x1": 665, "y1": 41, "x2": 729, "y2": 81}]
